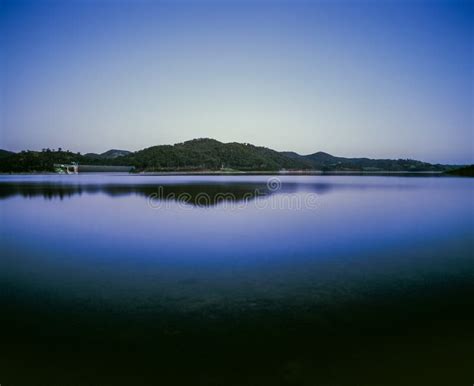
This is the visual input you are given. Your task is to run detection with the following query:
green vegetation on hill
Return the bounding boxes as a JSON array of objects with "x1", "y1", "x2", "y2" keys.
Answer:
[
  {"x1": 283, "y1": 151, "x2": 451, "y2": 172},
  {"x1": 0, "y1": 149, "x2": 14, "y2": 159},
  {"x1": 0, "y1": 148, "x2": 129, "y2": 173},
  {"x1": 0, "y1": 139, "x2": 462, "y2": 173},
  {"x1": 445, "y1": 165, "x2": 474, "y2": 177},
  {"x1": 121, "y1": 138, "x2": 310, "y2": 171},
  {"x1": 0, "y1": 149, "x2": 82, "y2": 173}
]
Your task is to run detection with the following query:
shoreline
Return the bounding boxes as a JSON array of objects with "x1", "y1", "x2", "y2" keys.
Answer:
[
  {"x1": 134, "y1": 170, "x2": 446, "y2": 176},
  {"x1": 0, "y1": 170, "x2": 449, "y2": 176}
]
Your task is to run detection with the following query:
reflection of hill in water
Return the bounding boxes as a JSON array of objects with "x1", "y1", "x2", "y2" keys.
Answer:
[
  {"x1": 0, "y1": 182, "x2": 289, "y2": 205},
  {"x1": 0, "y1": 183, "x2": 274, "y2": 204},
  {"x1": 0, "y1": 180, "x2": 414, "y2": 205}
]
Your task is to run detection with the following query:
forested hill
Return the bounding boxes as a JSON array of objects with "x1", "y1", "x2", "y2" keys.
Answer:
[
  {"x1": 0, "y1": 138, "x2": 459, "y2": 172},
  {"x1": 120, "y1": 139, "x2": 309, "y2": 171}
]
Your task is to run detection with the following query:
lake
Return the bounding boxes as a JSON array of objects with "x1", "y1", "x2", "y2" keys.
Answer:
[{"x1": 0, "y1": 174, "x2": 473, "y2": 385}]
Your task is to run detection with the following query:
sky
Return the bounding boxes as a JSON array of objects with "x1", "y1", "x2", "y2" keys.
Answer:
[{"x1": 0, "y1": 0, "x2": 472, "y2": 164}]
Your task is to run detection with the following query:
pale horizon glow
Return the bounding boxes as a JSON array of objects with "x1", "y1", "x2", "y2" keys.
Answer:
[{"x1": 1, "y1": 0, "x2": 473, "y2": 164}]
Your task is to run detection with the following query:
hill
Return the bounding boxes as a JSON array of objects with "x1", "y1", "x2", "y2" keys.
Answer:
[{"x1": 120, "y1": 138, "x2": 310, "y2": 171}]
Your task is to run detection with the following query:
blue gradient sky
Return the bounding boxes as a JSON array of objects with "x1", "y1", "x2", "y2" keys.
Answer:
[{"x1": 1, "y1": 0, "x2": 472, "y2": 163}]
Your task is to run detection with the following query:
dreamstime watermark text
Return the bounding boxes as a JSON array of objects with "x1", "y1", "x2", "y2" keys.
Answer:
[{"x1": 147, "y1": 177, "x2": 319, "y2": 210}]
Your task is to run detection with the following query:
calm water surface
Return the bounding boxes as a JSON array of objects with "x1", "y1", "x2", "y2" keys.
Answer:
[{"x1": 0, "y1": 175, "x2": 473, "y2": 385}]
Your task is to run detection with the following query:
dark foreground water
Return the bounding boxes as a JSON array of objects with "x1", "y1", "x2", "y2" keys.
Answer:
[{"x1": 0, "y1": 175, "x2": 473, "y2": 385}]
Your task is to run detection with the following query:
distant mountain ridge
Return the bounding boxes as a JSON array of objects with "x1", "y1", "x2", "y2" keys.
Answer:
[
  {"x1": 0, "y1": 139, "x2": 460, "y2": 173},
  {"x1": 84, "y1": 149, "x2": 131, "y2": 159},
  {"x1": 282, "y1": 150, "x2": 447, "y2": 172}
]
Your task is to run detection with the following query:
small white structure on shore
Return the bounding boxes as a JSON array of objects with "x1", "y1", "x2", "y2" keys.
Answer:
[{"x1": 54, "y1": 162, "x2": 78, "y2": 174}]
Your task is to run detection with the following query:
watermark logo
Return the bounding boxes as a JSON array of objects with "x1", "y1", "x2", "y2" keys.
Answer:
[{"x1": 266, "y1": 177, "x2": 282, "y2": 192}]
